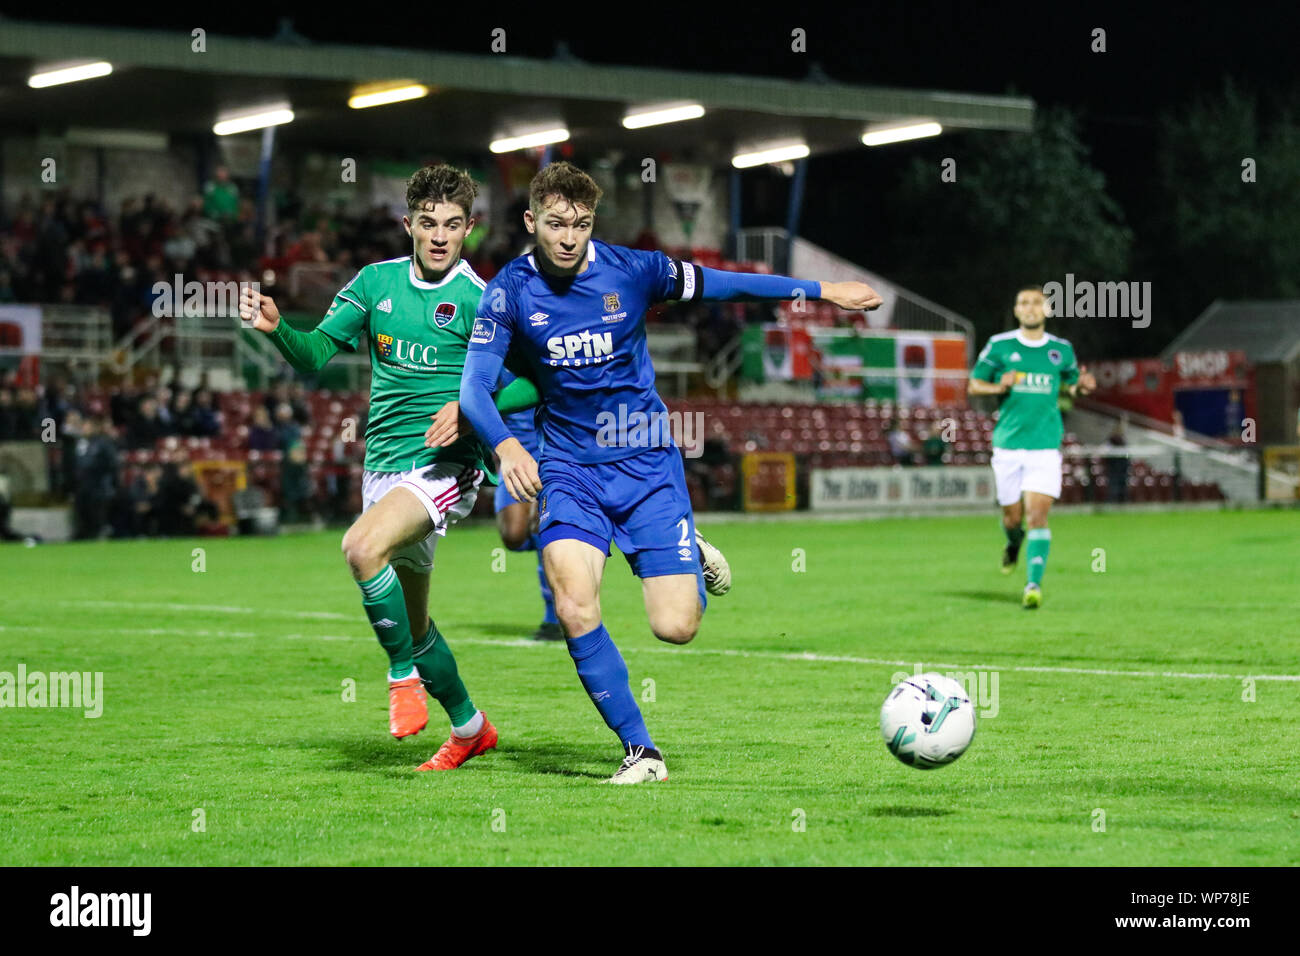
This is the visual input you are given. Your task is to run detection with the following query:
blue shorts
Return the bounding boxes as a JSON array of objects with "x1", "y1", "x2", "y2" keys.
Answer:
[
  {"x1": 537, "y1": 447, "x2": 704, "y2": 590},
  {"x1": 494, "y1": 412, "x2": 542, "y2": 512}
]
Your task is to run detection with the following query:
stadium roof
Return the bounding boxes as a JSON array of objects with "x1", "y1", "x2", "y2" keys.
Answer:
[
  {"x1": 1162, "y1": 301, "x2": 1300, "y2": 364},
  {"x1": 0, "y1": 19, "x2": 1034, "y2": 162}
]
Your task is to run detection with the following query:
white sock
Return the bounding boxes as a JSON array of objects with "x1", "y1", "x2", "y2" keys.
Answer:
[
  {"x1": 452, "y1": 711, "x2": 484, "y2": 738},
  {"x1": 388, "y1": 665, "x2": 419, "y2": 683}
]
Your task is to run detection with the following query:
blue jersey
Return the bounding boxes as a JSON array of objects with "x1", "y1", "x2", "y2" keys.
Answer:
[{"x1": 469, "y1": 240, "x2": 702, "y2": 464}]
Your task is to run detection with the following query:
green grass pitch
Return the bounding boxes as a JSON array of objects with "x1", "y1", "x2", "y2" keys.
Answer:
[{"x1": 1, "y1": 508, "x2": 1296, "y2": 865}]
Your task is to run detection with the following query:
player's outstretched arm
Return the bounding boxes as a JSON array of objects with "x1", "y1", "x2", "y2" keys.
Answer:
[
  {"x1": 239, "y1": 287, "x2": 339, "y2": 373},
  {"x1": 691, "y1": 266, "x2": 882, "y2": 311}
]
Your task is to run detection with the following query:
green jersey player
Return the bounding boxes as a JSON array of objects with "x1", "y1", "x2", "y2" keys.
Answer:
[
  {"x1": 969, "y1": 285, "x2": 1096, "y2": 608},
  {"x1": 239, "y1": 164, "x2": 501, "y2": 769}
]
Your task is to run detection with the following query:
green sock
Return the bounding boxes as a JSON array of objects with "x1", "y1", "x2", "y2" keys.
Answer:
[
  {"x1": 357, "y1": 566, "x2": 415, "y2": 680},
  {"x1": 1005, "y1": 524, "x2": 1026, "y2": 549},
  {"x1": 1026, "y1": 528, "x2": 1051, "y2": 586},
  {"x1": 412, "y1": 622, "x2": 477, "y2": 727}
]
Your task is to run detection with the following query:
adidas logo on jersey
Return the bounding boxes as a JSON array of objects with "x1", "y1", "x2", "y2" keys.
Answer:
[
  {"x1": 376, "y1": 299, "x2": 393, "y2": 313},
  {"x1": 1009, "y1": 352, "x2": 1021, "y2": 362},
  {"x1": 528, "y1": 312, "x2": 549, "y2": 326}
]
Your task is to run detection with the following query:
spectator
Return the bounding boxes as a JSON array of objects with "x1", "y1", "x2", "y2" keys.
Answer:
[
  {"x1": 247, "y1": 406, "x2": 279, "y2": 451},
  {"x1": 0, "y1": 388, "x2": 17, "y2": 440},
  {"x1": 919, "y1": 427, "x2": 946, "y2": 466},
  {"x1": 264, "y1": 380, "x2": 308, "y2": 426},
  {"x1": 116, "y1": 464, "x2": 163, "y2": 537},
  {"x1": 73, "y1": 415, "x2": 119, "y2": 539},
  {"x1": 273, "y1": 402, "x2": 302, "y2": 450},
  {"x1": 156, "y1": 461, "x2": 204, "y2": 536},
  {"x1": 191, "y1": 389, "x2": 221, "y2": 437},
  {"x1": 279, "y1": 441, "x2": 311, "y2": 523},
  {"x1": 126, "y1": 396, "x2": 169, "y2": 449},
  {"x1": 887, "y1": 420, "x2": 915, "y2": 466},
  {"x1": 202, "y1": 166, "x2": 240, "y2": 222},
  {"x1": 1102, "y1": 425, "x2": 1129, "y2": 503},
  {"x1": 171, "y1": 390, "x2": 197, "y2": 436}
]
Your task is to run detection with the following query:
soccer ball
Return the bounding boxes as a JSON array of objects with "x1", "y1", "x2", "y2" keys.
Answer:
[{"x1": 880, "y1": 673, "x2": 977, "y2": 769}]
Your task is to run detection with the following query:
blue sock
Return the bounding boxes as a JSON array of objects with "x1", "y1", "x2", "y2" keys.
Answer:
[
  {"x1": 567, "y1": 623, "x2": 653, "y2": 749},
  {"x1": 536, "y1": 547, "x2": 558, "y2": 625}
]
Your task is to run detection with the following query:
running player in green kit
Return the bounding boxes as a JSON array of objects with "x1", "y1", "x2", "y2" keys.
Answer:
[
  {"x1": 239, "y1": 164, "x2": 501, "y2": 769},
  {"x1": 969, "y1": 285, "x2": 1096, "y2": 609}
]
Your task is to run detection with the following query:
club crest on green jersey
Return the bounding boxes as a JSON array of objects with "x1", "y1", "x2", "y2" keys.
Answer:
[{"x1": 434, "y1": 302, "x2": 457, "y2": 328}]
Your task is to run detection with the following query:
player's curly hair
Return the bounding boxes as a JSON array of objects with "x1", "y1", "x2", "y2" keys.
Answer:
[
  {"x1": 529, "y1": 161, "x2": 603, "y2": 216},
  {"x1": 406, "y1": 164, "x2": 478, "y2": 216}
]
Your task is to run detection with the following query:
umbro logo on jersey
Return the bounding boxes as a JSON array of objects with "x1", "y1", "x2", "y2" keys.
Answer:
[
  {"x1": 528, "y1": 312, "x2": 549, "y2": 326},
  {"x1": 373, "y1": 618, "x2": 398, "y2": 628},
  {"x1": 376, "y1": 298, "x2": 393, "y2": 313}
]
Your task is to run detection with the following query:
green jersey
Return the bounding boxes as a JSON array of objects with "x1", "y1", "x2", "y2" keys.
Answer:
[
  {"x1": 318, "y1": 255, "x2": 492, "y2": 474},
  {"x1": 972, "y1": 330, "x2": 1080, "y2": 450}
]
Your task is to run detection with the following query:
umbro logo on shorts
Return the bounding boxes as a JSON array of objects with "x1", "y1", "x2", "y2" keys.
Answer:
[
  {"x1": 373, "y1": 618, "x2": 398, "y2": 628},
  {"x1": 678, "y1": 547, "x2": 693, "y2": 561}
]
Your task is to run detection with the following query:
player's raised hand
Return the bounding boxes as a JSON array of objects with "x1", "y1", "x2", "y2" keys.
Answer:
[
  {"x1": 239, "y1": 286, "x2": 280, "y2": 333},
  {"x1": 496, "y1": 437, "x2": 542, "y2": 503},
  {"x1": 425, "y1": 400, "x2": 470, "y2": 448},
  {"x1": 1076, "y1": 366, "x2": 1097, "y2": 395},
  {"x1": 820, "y1": 281, "x2": 884, "y2": 312}
]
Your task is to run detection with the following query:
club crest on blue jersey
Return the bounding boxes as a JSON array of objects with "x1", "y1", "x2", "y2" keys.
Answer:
[
  {"x1": 434, "y1": 302, "x2": 457, "y2": 328},
  {"x1": 603, "y1": 292, "x2": 621, "y2": 313}
]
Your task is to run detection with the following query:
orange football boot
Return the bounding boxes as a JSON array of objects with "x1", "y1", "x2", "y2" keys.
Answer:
[
  {"x1": 388, "y1": 675, "x2": 429, "y2": 739},
  {"x1": 416, "y1": 714, "x2": 499, "y2": 771}
]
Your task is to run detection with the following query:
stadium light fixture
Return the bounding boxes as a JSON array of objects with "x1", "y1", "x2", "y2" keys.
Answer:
[
  {"x1": 861, "y1": 121, "x2": 943, "y2": 147},
  {"x1": 622, "y1": 103, "x2": 705, "y2": 129},
  {"x1": 348, "y1": 83, "x2": 430, "y2": 110},
  {"x1": 731, "y1": 142, "x2": 810, "y2": 169},
  {"x1": 489, "y1": 128, "x2": 570, "y2": 153},
  {"x1": 28, "y1": 61, "x2": 113, "y2": 88},
  {"x1": 213, "y1": 104, "x2": 295, "y2": 136}
]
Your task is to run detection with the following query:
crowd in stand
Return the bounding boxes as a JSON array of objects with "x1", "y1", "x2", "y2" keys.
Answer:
[
  {"x1": 0, "y1": 366, "x2": 331, "y2": 540},
  {"x1": 0, "y1": 172, "x2": 771, "y2": 350}
]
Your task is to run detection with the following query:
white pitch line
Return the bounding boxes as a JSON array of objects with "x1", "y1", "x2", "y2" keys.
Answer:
[
  {"x1": 65, "y1": 600, "x2": 351, "y2": 620},
  {"x1": 446, "y1": 637, "x2": 1300, "y2": 683},
  {"x1": 0, "y1": 625, "x2": 257, "y2": 638},
  {"x1": 25, "y1": 601, "x2": 1300, "y2": 683}
]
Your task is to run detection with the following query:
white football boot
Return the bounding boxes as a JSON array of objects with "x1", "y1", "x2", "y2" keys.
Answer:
[
  {"x1": 602, "y1": 744, "x2": 669, "y2": 784},
  {"x1": 695, "y1": 529, "x2": 731, "y2": 596}
]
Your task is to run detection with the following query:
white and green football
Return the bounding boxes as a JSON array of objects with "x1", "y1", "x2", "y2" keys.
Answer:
[{"x1": 881, "y1": 673, "x2": 977, "y2": 769}]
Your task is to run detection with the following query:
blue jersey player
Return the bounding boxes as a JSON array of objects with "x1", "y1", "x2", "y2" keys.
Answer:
[
  {"x1": 493, "y1": 369, "x2": 562, "y2": 641},
  {"x1": 460, "y1": 162, "x2": 882, "y2": 783}
]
